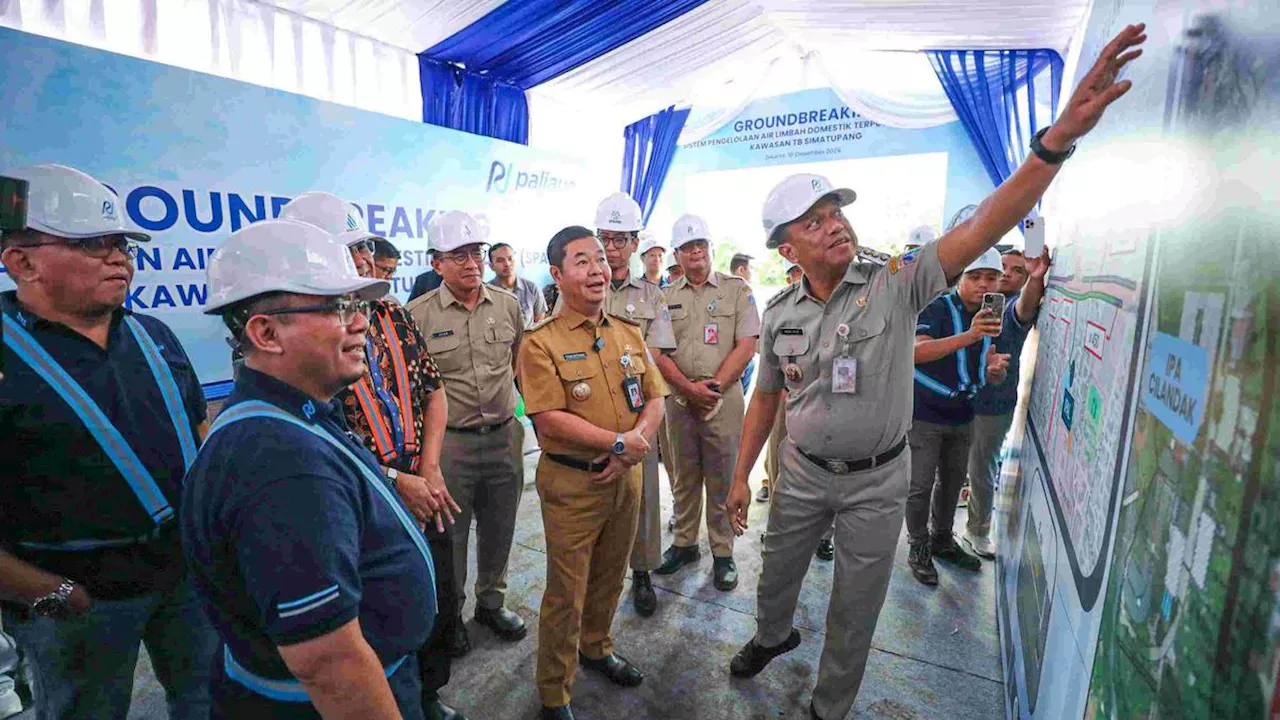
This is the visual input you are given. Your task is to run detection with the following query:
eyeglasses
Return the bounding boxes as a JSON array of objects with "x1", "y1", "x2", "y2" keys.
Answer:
[
  {"x1": 255, "y1": 298, "x2": 372, "y2": 326},
  {"x1": 440, "y1": 249, "x2": 486, "y2": 265},
  {"x1": 16, "y1": 235, "x2": 138, "y2": 259},
  {"x1": 598, "y1": 233, "x2": 635, "y2": 249}
]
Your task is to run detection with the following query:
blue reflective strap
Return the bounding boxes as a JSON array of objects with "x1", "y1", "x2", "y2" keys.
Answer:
[
  {"x1": 124, "y1": 317, "x2": 198, "y2": 468},
  {"x1": 364, "y1": 336, "x2": 406, "y2": 459},
  {"x1": 2, "y1": 319, "x2": 173, "y2": 524},
  {"x1": 914, "y1": 369, "x2": 960, "y2": 398},
  {"x1": 207, "y1": 401, "x2": 436, "y2": 618},
  {"x1": 18, "y1": 525, "x2": 165, "y2": 552},
  {"x1": 223, "y1": 646, "x2": 407, "y2": 703},
  {"x1": 943, "y1": 294, "x2": 972, "y2": 391}
]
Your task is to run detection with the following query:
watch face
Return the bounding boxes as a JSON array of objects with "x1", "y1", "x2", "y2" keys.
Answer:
[{"x1": 32, "y1": 597, "x2": 66, "y2": 619}]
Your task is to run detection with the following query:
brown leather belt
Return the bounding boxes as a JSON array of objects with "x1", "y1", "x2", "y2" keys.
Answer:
[{"x1": 797, "y1": 437, "x2": 907, "y2": 475}]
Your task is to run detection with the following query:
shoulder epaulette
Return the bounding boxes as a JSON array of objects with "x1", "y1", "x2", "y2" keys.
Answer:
[
  {"x1": 403, "y1": 288, "x2": 438, "y2": 314},
  {"x1": 607, "y1": 312, "x2": 641, "y2": 327},
  {"x1": 526, "y1": 315, "x2": 557, "y2": 333},
  {"x1": 765, "y1": 282, "x2": 800, "y2": 310}
]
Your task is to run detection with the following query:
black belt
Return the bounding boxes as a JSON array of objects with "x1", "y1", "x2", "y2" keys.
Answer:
[
  {"x1": 798, "y1": 437, "x2": 907, "y2": 475},
  {"x1": 545, "y1": 453, "x2": 608, "y2": 474},
  {"x1": 448, "y1": 417, "x2": 513, "y2": 435}
]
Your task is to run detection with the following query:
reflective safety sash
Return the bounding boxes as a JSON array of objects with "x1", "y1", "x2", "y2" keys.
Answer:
[
  {"x1": 351, "y1": 311, "x2": 419, "y2": 468},
  {"x1": 223, "y1": 646, "x2": 407, "y2": 703},
  {"x1": 3, "y1": 315, "x2": 197, "y2": 536},
  {"x1": 913, "y1": 294, "x2": 991, "y2": 399},
  {"x1": 207, "y1": 399, "x2": 436, "y2": 613}
]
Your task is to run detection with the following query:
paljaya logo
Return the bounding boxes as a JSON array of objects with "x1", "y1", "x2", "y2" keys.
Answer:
[
  {"x1": 811, "y1": 178, "x2": 824, "y2": 192},
  {"x1": 486, "y1": 160, "x2": 577, "y2": 194},
  {"x1": 609, "y1": 210, "x2": 622, "y2": 224},
  {"x1": 102, "y1": 200, "x2": 116, "y2": 219}
]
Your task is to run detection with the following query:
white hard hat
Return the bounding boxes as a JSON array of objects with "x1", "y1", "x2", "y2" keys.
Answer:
[
  {"x1": 671, "y1": 214, "x2": 711, "y2": 250},
  {"x1": 638, "y1": 232, "x2": 663, "y2": 256},
  {"x1": 762, "y1": 173, "x2": 856, "y2": 249},
  {"x1": 964, "y1": 247, "x2": 1003, "y2": 275},
  {"x1": 908, "y1": 225, "x2": 937, "y2": 247},
  {"x1": 427, "y1": 210, "x2": 484, "y2": 253},
  {"x1": 204, "y1": 219, "x2": 388, "y2": 314},
  {"x1": 280, "y1": 191, "x2": 375, "y2": 248},
  {"x1": 3, "y1": 164, "x2": 149, "y2": 242},
  {"x1": 595, "y1": 192, "x2": 643, "y2": 232}
]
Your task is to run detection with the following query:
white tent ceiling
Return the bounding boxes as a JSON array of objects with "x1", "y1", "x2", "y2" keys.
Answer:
[{"x1": 260, "y1": 0, "x2": 1092, "y2": 114}]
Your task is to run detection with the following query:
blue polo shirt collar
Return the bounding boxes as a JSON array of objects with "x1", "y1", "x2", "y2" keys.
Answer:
[{"x1": 231, "y1": 366, "x2": 342, "y2": 425}]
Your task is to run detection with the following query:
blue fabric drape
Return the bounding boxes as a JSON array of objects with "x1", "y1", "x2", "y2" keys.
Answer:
[
  {"x1": 622, "y1": 106, "x2": 691, "y2": 226},
  {"x1": 418, "y1": 57, "x2": 529, "y2": 145},
  {"x1": 926, "y1": 49, "x2": 1064, "y2": 188},
  {"x1": 421, "y1": 0, "x2": 711, "y2": 90}
]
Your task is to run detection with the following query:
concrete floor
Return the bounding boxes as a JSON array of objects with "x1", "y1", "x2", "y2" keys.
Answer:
[{"x1": 106, "y1": 433, "x2": 1002, "y2": 720}]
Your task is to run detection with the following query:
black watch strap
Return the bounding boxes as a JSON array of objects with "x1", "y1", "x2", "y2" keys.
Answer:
[{"x1": 1030, "y1": 127, "x2": 1076, "y2": 164}]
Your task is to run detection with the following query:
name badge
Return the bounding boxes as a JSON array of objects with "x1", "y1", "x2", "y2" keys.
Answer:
[
  {"x1": 430, "y1": 330, "x2": 454, "y2": 339},
  {"x1": 832, "y1": 357, "x2": 857, "y2": 394},
  {"x1": 779, "y1": 328, "x2": 804, "y2": 336},
  {"x1": 668, "y1": 304, "x2": 683, "y2": 310},
  {"x1": 704, "y1": 323, "x2": 719, "y2": 345},
  {"x1": 562, "y1": 351, "x2": 588, "y2": 361}
]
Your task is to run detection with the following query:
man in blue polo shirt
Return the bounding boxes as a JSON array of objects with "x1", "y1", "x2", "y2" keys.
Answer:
[
  {"x1": 0, "y1": 163, "x2": 217, "y2": 719},
  {"x1": 183, "y1": 219, "x2": 436, "y2": 719},
  {"x1": 964, "y1": 247, "x2": 1049, "y2": 558},
  {"x1": 906, "y1": 248, "x2": 1019, "y2": 586}
]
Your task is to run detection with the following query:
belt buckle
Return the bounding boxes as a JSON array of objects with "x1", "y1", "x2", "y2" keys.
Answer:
[
  {"x1": 828, "y1": 460, "x2": 849, "y2": 474},
  {"x1": 477, "y1": 424, "x2": 492, "y2": 435}
]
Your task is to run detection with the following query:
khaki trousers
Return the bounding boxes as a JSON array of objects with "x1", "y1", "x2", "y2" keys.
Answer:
[
  {"x1": 762, "y1": 400, "x2": 788, "y2": 489},
  {"x1": 664, "y1": 381, "x2": 745, "y2": 557},
  {"x1": 965, "y1": 412, "x2": 1013, "y2": 538},
  {"x1": 755, "y1": 439, "x2": 909, "y2": 720},
  {"x1": 630, "y1": 448, "x2": 662, "y2": 572},
  {"x1": 535, "y1": 458, "x2": 641, "y2": 707},
  {"x1": 441, "y1": 421, "x2": 525, "y2": 611}
]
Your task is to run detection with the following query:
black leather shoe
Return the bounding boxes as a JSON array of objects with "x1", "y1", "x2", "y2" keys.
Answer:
[
  {"x1": 654, "y1": 545, "x2": 700, "y2": 575},
  {"x1": 713, "y1": 556, "x2": 738, "y2": 591},
  {"x1": 632, "y1": 571, "x2": 657, "y2": 617},
  {"x1": 424, "y1": 699, "x2": 467, "y2": 720},
  {"x1": 475, "y1": 606, "x2": 528, "y2": 641},
  {"x1": 932, "y1": 534, "x2": 983, "y2": 571},
  {"x1": 578, "y1": 652, "x2": 644, "y2": 687},
  {"x1": 815, "y1": 538, "x2": 834, "y2": 562},
  {"x1": 729, "y1": 629, "x2": 801, "y2": 678},
  {"x1": 446, "y1": 619, "x2": 471, "y2": 658},
  {"x1": 908, "y1": 541, "x2": 939, "y2": 586},
  {"x1": 540, "y1": 704, "x2": 574, "y2": 720}
]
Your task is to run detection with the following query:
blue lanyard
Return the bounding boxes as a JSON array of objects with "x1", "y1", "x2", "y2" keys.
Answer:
[
  {"x1": 364, "y1": 336, "x2": 406, "y2": 460},
  {"x1": 915, "y1": 295, "x2": 992, "y2": 399}
]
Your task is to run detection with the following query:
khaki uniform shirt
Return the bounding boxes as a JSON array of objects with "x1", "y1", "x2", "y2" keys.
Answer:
[
  {"x1": 664, "y1": 271, "x2": 761, "y2": 381},
  {"x1": 554, "y1": 274, "x2": 676, "y2": 353},
  {"x1": 518, "y1": 307, "x2": 669, "y2": 461},
  {"x1": 758, "y1": 242, "x2": 949, "y2": 460},
  {"x1": 405, "y1": 282, "x2": 522, "y2": 429}
]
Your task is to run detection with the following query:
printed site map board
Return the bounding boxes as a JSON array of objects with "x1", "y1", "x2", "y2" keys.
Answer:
[{"x1": 995, "y1": 1, "x2": 1280, "y2": 718}]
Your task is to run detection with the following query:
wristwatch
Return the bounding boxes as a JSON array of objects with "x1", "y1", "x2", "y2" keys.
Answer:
[
  {"x1": 612, "y1": 433, "x2": 626, "y2": 456},
  {"x1": 385, "y1": 466, "x2": 399, "y2": 489},
  {"x1": 1030, "y1": 127, "x2": 1076, "y2": 164},
  {"x1": 32, "y1": 578, "x2": 76, "y2": 619}
]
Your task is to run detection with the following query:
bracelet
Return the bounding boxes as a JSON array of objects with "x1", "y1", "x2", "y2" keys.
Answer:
[{"x1": 1030, "y1": 127, "x2": 1076, "y2": 164}]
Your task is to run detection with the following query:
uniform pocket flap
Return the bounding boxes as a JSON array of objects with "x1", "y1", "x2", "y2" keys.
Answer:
[
  {"x1": 426, "y1": 332, "x2": 461, "y2": 355},
  {"x1": 773, "y1": 334, "x2": 810, "y2": 357},
  {"x1": 555, "y1": 357, "x2": 600, "y2": 381}
]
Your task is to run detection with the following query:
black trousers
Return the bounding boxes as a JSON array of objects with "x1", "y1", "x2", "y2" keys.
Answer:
[{"x1": 419, "y1": 522, "x2": 456, "y2": 701}]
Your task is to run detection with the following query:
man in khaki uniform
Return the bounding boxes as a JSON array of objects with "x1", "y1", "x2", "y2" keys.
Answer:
[
  {"x1": 519, "y1": 226, "x2": 668, "y2": 720},
  {"x1": 652, "y1": 214, "x2": 760, "y2": 591},
  {"x1": 723, "y1": 25, "x2": 1147, "y2": 719},
  {"x1": 406, "y1": 211, "x2": 529, "y2": 652}
]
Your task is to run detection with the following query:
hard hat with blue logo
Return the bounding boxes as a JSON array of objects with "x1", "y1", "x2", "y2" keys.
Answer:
[
  {"x1": 1, "y1": 164, "x2": 150, "y2": 242},
  {"x1": 595, "y1": 192, "x2": 643, "y2": 233},
  {"x1": 280, "y1": 191, "x2": 376, "y2": 249}
]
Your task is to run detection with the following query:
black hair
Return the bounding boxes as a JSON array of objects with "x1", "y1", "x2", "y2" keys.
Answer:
[
  {"x1": 547, "y1": 226, "x2": 595, "y2": 269},
  {"x1": 221, "y1": 291, "x2": 291, "y2": 346},
  {"x1": 0, "y1": 228, "x2": 40, "y2": 249},
  {"x1": 488, "y1": 242, "x2": 513, "y2": 261},
  {"x1": 371, "y1": 238, "x2": 400, "y2": 260},
  {"x1": 730, "y1": 253, "x2": 752, "y2": 271}
]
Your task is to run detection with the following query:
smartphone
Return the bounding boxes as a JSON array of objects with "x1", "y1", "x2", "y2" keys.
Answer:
[
  {"x1": 0, "y1": 176, "x2": 30, "y2": 232},
  {"x1": 981, "y1": 292, "x2": 1006, "y2": 320}
]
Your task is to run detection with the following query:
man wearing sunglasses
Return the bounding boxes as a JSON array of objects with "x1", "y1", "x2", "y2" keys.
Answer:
[
  {"x1": 281, "y1": 193, "x2": 465, "y2": 720},
  {"x1": 407, "y1": 211, "x2": 529, "y2": 660},
  {"x1": 184, "y1": 218, "x2": 437, "y2": 719},
  {"x1": 0, "y1": 164, "x2": 217, "y2": 719}
]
